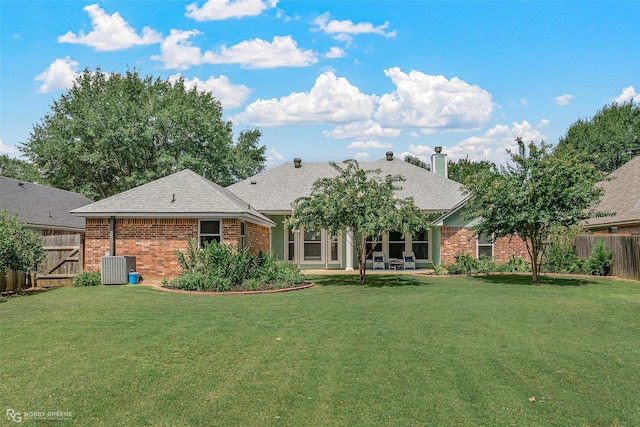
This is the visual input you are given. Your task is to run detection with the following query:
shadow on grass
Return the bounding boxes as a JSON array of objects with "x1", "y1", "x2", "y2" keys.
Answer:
[
  {"x1": 468, "y1": 273, "x2": 597, "y2": 287},
  {"x1": 304, "y1": 274, "x2": 428, "y2": 288}
]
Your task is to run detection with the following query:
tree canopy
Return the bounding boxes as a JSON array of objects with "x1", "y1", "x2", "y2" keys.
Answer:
[
  {"x1": 286, "y1": 160, "x2": 430, "y2": 283},
  {"x1": 0, "y1": 155, "x2": 42, "y2": 183},
  {"x1": 448, "y1": 156, "x2": 495, "y2": 185},
  {"x1": 20, "y1": 68, "x2": 266, "y2": 200},
  {"x1": 464, "y1": 139, "x2": 607, "y2": 283},
  {"x1": 556, "y1": 101, "x2": 640, "y2": 173}
]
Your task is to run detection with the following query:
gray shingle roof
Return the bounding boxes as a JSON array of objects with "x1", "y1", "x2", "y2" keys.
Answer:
[
  {"x1": 0, "y1": 176, "x2": 92, "y2": 231},
  {"x1": 227, "y1": 156, "x2": 466, "y2": 213},
  {"x1": 585, "y1": 156, "x2": 640, "y2": 228},
  {"x1": 70, "y1": 169, "x2": 275, "y2": 227}
]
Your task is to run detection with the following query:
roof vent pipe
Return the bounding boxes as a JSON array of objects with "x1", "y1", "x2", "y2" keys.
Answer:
[
  {"x1": 435, "y1": 146, "x2": 442, "y2": 154},
  {"x1": 386, "y1": 151, "x2": 394, "y2": 161},
  {"x1": 294, "y1": 158, "x2": 302, "y2": 168}
]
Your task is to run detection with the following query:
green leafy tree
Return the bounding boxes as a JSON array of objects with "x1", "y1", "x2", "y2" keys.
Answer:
[
  {"x1": 0, "y1": 211, "x2": 46, "y2": 287},
  {"x1": 0, "y1": 155, "x2": 42, "y2": 183},
  {"x1": 404, "y1": 154, "x2": 429, "y2": 170},
  {"x1": 556, "y1": 101, "x2": 640, "y2": 173},
  {"x1": 464, "y1": 139, "x2": 607, "y2": 283},
  {"x1": 21, "y1": 68, "x2": 265, "y2": 200},
  {"x1": 448, "y1": 156, "x2": 495, "y2": 185},
  {"x1": 286, "y1": 160, "x2": 431, "y2": 284}
]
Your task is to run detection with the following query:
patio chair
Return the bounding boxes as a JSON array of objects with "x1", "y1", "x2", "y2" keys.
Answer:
[
  {"x1": 402, "y1": 251, "x2": 416, "y2": 269},
  {"x1": 372, "y1": 251, "x2": 386, "y2": 270}
]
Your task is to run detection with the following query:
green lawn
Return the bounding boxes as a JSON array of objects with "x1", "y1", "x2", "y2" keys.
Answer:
[{"x1": 1, "y1": 274, "x2": 639, "y2": 426}]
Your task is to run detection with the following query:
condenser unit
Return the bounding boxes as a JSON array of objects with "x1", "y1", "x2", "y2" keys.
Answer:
[{"x1": 101, "y1": 256, "x2": 136, "y2": 285}]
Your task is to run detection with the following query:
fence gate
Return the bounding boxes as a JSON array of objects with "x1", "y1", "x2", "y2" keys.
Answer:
[{"x1": 37, "y1": 234, "x2": 83, "y2": 287}]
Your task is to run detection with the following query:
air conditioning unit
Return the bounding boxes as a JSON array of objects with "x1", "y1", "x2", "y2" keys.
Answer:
[{"x1": 101, "y1": 256, "x2": 137, "y2": 285}]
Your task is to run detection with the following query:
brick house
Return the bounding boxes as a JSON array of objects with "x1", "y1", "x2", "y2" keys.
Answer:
[
  {"x1": 71, "y1": 169, "x2": 274, "y2": 280},
  {"x1": 227, "y1": 150, "x2": 528, "y2": 271},
  {"x1": 584, "y1": 156, "x2": 640, "y2": 235}
]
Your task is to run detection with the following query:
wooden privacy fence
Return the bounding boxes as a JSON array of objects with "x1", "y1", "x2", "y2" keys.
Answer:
[
  {"x1": 1, "y1": 234, "x2": 83, "y2": 292},
  {"x1": 576, "y1": 235, "x2": 640, "y2": 281}
]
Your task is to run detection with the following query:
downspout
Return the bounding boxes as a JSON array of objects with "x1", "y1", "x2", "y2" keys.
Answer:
[{"x1": 109, "y1": 216, "x2": 116, "y2": 256}]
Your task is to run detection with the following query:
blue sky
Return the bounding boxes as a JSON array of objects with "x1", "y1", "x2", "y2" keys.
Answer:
[{"x1": 2, "y1": 1, "x2": 639, "y2": 169}]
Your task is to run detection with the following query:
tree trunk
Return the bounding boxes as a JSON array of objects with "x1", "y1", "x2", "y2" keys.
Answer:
[{"x1": 358, "y1": 251, "x2": 366, "y2": 284}]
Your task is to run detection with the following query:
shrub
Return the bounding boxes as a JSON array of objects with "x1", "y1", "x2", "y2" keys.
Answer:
[
  {"x1": 168, "y1": 239, "x2": 305, "y2": 292},
  {"x1": 72, "y1": 271, "x2": 101, "y2": 287},
  {"x1": 447, "y1": 253, "x2": 480, "y2": 274},
  {"x1": 585, "y1": 238, "x2": 613, "y2": 276},
  {"x1": 440, "y1": 253, "x2": 530, "y2": 275},
  {"x1": 543, "y1": 225, "x2": 585, "y2": 273}
]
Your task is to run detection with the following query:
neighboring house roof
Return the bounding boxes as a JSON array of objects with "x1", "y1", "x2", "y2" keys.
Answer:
[
  {"x1": 227, "y1": 156, "x2": 466, "y2": 213},
  {"x1": 70, "y1": 169, "x2": 275, "y2": 228},
  {"x1": 585, "y1": 155, "x2": 640, "y2": 228},
  {"x1": 0, "y1": 175, "x2": 92, "y2": 231}
]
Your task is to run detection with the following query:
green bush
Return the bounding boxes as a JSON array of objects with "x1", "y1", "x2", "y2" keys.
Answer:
[
  {"x1": 543, "y1": 225, "x2": 585, "y2": 273},
  {"x1": 72, "y1": 271, "x2": 101, "y2": 287},
  {"x1": 441, "y1": 253, "x2": 530, "y2": 275},
  {"x1": 168, "y1": 239, "x2": 305, "y2": 292},
  {"x1": 585, "y1": 238, "x2": 613, "y2": 276}
]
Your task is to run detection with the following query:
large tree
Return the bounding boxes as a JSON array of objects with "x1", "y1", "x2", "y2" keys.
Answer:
[
  {"x1": 21, "y1": 68, "x2": 266, "y2": 200},
  {"x1": 286, "y1": 160, "x2": 430, "y2": 284},
  {"x1": 448, "y1": 156, "x2": 495, "y2": 185},
  {"x1": 556, "y1": 101, "x2": 640, "y2": 173},
  {"x1": 0, "y1": 155, "x2": 42, "y2": 183},
  {"x1": 464, "y1": 139, "x2": 607, "y2": 283}
]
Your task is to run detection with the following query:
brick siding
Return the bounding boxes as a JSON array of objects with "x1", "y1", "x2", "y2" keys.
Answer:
[
  {"x1": 85, "y1": 217, "x2": 271, "y2": 280},
  {"x1": 590, "y1": 224, "x2": 640, "y2": 235},
  {"x1": 440, "y1": 227, "x2": 529, "y2": 265}
]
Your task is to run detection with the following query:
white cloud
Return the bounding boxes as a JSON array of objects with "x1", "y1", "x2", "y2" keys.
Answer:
[
  {"x1": 375, "y1": 68, "x2": 494, "y2": 131},
  {"x1": 232, "y1": 71, "x2": 376, "y2": 125},
  {"x1": 203, "y1": 35, "x2": 317, "y2": 69},
  {"x1": 537, "y1": 118, "x2": 550, "y2": 128},
  {"x1": 613, "y1": 86, "x2": 640, "y2": 103},
  {"x1": 347, "y1": 140, "x2": 393, "y2": 149},
  {"x1": 265, "y1": 147, "x2": 285, "y2": 169},
  {"x1": 168, "y1": 73, "x2": 250, "y2": 108},
  {"x1": 323, "y1": 120, "x2": 401, "y2": 139},
  {"x1": 521, "y1": 99, "x2": 528, "y2": 107},
  {"x1": 58, "y1": 4, "x2": 161, "y2": 51},
  {"x1": 151, "y1": 30, "x2": 204, "y2": 70},
  {"x1": 34, "y1": 57, "x2": 79, "y2": 93},
  {"x1": 0, "y1": 140, "x2": 17, "y2": 154},
  {"x1": 410, "y1": 131, "x2": 419, "y2": 137},
  {"x1": 353, "y1": 152, "x2": 371, "y2": 161},
  {"x1": 185, "y1": 0, "x2": 277, "y2": 21},
  {"x1": 325, "y1": 47, "x2": 346, "y2": 59},
  {"x1": 312, "y1": 12, "x2": 396, "y2": 45},
  {"x1": 555, "y1": 93, "x2": 574, "y2": 106}
]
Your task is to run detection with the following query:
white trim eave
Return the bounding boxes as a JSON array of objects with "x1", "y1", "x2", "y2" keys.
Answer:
[
  {"x1": 432, "y1": 196, "x2": 473, "y2": 226},
  {"x1": 72, "y1": 212, "x2": 276, "y2": 228}
]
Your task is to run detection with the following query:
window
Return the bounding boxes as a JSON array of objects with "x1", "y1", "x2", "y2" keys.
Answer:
[
  {"x1": 388, "y1": 231, "x2": 405, "y2": 259},
  {"x1": 287, "y1": 228, "x2": 296, "y2": 261},
  {"x1": 240, "y1": 222, "x2": 246, "y2": 248},
  {"x1": 303, "y1": 230, "x2": 322, "y2": 261},
  {"x1": 412, "y1": 229, "x2": 429, "y2": 260},
  {"x1": 330, "y1": 234, "x2": 339, "y2": 261},
  {"x1": 365, "y1": 235, "x2": 382, "y2": 259},
  {"x1": 199, "y1": 220, "x2": 221, "y2": 245},
  {"x1": 477, "y1": 232, "x2": 494, "y2": 259}
]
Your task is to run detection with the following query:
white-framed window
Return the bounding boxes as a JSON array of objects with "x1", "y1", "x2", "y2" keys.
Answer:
[
  {"x1": 199, "y1": 220, "x2": 221, "y2": 245},
  {"x1": 303, "y1": 230, "x2": 322, "y2": 261},
  {"x1": 412, "y1": 228, "x2": 429, "y2": 260},
  {"x1": 240, "y1": 221, "x2": 246, "y2": 248},
  {"x1": 477, "y1": 232, "x2": 494, "y2": 259},
  {"x1": 330, "y1": 234, "x2": 339, "y2": 261},
  {"x1": 365, "y1": 235, "x2": 382, "y2": 259},
  {"x1": 287, "y1": 228, "x2": 296, "y2": 261},
  {"x1": 388, "y1": 231, "x2": 405, "y2": 259}
]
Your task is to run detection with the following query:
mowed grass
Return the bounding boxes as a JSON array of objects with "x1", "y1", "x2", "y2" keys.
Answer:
[{"x1": 1, "y1": 274, "x2": 639, "y2": 426}]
